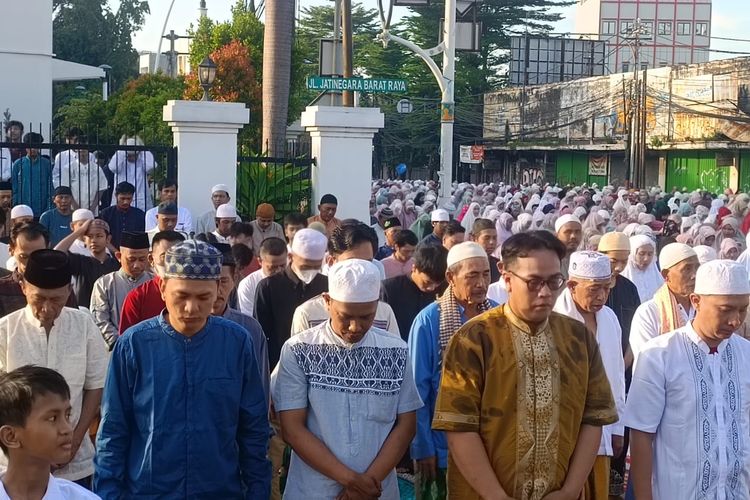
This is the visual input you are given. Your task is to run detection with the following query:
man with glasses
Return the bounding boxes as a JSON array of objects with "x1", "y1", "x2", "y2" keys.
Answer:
[
  {"x1": 433, "y1": 231, "x2": 617, "y2": 499},
  {"x1": 408, "y1": 242, "x2": 496, "y2": 499},
  {"x1": 554, "y1": 251, "x2": 625, "y2": 499}
]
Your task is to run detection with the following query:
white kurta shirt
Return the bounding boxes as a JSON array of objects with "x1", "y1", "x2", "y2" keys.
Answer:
[
  {"x1": 624, "y1": 324, "x2": 750, "y2": 500},
  {"x1": 0, "y1": 474, "x2": 100, "y2": 500},
  {"x1": 553, "y1": 289, "x2": 625, "y2": 456},
  {"x1": 0, "y1": 307, "x2": 109, "y2": 481},
  {"x1": 144, "y1": 205, "x2": 193, "y2": 234},
  {"x1": 629, "y1": 297, "x2": 694, "y2": 363},
  {"x1": 291, "y1": 295, "x2": 400, "y2": 338},
  {"x1": 53, "y1": 152, "x2": 108, "y2": 215},
  {"x1": 107, "y1": 151, "x2": 156, "y2": 211},
  {"x1": 237, "y1": 268, "x2": 269, "y2": 317}
]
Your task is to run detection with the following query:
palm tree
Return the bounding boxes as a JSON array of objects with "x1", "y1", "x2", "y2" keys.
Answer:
[{"x1": 262, "y1": 0, "x2": 295, "y2": 157}]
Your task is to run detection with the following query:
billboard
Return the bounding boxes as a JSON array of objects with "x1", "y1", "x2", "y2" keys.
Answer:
[{"x1": 509, "y1": 36, "x2": 608, "y2": 86}]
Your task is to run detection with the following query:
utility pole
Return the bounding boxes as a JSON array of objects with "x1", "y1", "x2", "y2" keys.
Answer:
[
  {"x1": 377, "y1": 0, "x2": 457, "y2": 201},
  {"x1": 341, "y1": 0, "x2": 354, "y2": 106},
  {"x1": 627, "y1": 19, "x2": 644, "y2": 188}
]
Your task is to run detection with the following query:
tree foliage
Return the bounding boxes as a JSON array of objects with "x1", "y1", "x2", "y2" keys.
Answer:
[
  {"x1": 184, "y1": 40, "x2": 262, "y2": 143},
  {"x1": 54, "y1": 74, "x2": 185, "y2": 144},
  {"x1": 53, "y1": 0, "x2": 149, "y2": 90}
]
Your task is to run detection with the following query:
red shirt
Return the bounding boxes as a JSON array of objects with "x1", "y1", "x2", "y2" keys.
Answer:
[{"x1": 118, "y1": 276, "x2": 165, "y2": 334}]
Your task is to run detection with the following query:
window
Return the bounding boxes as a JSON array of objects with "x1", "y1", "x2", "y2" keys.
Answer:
[
  {"x1": 642, "y1": 21, "x2": 653, "y2": 38},
  {"x1": 658, "y1": 22, "x2": 672, "y2": 36},
  {"x1": 622, "y1": 62, "x2": 630, "y2": 73},
  {"x1": 696, "y1": 22, "x2": 709, "y2": 36},
  {"x1": 621, "y1": 21, "x2": 635, "y2": 34},
  {"x1": 677, "y1": 22, "x2": 691, "y2": 35},
  {"x1": 602, "y1": 20, "x2": 616, "y2": 35},
  {"x1": 659, "y1": 62, "x2": 669, "y2": 67},
  {"x1": 641, "y1": 63, "x2": 649, "y2": 70}
]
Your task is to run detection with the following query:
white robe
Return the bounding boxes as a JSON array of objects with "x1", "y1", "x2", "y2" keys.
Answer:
[
  {"x1": 624, "y1": 324, "x2": 750, "y2": 500},
  {"x1": 630, "y1": 298, "x2": 694, "y2": 364},
  {"x1": 553, "y1": 288, "x2": 625, "y2": 456}
]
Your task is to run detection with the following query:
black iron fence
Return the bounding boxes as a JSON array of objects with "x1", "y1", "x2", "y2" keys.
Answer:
[
  {"x1": 0, "y1": 140, "x2": 176, "y2": 217},
  {"x1": 236, "y1": 139, "x2": 314, "y2": 221}
]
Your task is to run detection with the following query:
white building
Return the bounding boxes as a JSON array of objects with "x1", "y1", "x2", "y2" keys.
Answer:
[
  {"x1": 0, "y1": 0, "x2": 104, "y2": 133},
  {"x1": 139, "y1": 38, "x2": 192, "y2": 77},
  {"x1": 575, "y1": 0, "x2": 712, "y2": 73}
]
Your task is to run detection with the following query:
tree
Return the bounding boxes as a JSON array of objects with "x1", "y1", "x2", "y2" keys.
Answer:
[
  {"x1": 184, "y1": 41, "x2": 262, "y2": 144},
  {"x1": 53, "y1": 0, "x2": 149, "y2": 90},
  {"x1": 262, "y1": 0, "x2": 295, "y2": 156}
]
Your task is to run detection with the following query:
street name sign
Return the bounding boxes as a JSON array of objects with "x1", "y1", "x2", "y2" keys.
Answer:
[{"x1": 307, "y1": 76, "x2": 408, "y2": 93}]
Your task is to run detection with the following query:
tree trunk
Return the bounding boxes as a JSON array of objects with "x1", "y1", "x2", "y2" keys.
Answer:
[{"x1": 262, "y1": 0, "x2": 294, "y2": 157}]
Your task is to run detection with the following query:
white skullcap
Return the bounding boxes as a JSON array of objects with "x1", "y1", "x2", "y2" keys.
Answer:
[
  {"x1": 695, "y1": 260, "x2": 750, "y2": 295},
  {"x1": 573, "y1": 207, "x2": 587, "y2": 219},
  {"x1": 568, "y1": 251, "x2": 612, "y2": 281},
  {"x1": 431, "y1": 209, "x2": 450, "y2": 222},
  {"x1": 597, "y1": 209, "x2": 611, "y2": 220},
  {"x1": 71, "y1": 209, "x2": 94, "y2": 222},
  {"x1": 555, "y1": 214, "x2": 581, "y2": 233},
  {"x1": 215, "y1": 204, "x2": 237, "y2": 219},
  {"x1": 290, "y1": 228, "x2": 328, "y2": 260},
  {"x1": 211, "y1": 184, "x2": 230, "y2": 195},
  {"x1": 446, "y1": 242, "x2": 488, "y2": 269},
  {"x1": 592, "y1": 194, "x2": 602, "y2": 203},
  {"x1": 125, "y1": 138, "x2": 137, "y2": 146},
  {"x1": 10, "y1": 205, "x2": 33, "y2": 219},
  {"x1": 328, "y1": 259, "x2": 381, "y2": 303},
  {"x1": 692, "y1": 245, "x2": 717, "y2": 265},
  {"x1": 659, "y1": 243, "x2": 697, "y2": 270}
]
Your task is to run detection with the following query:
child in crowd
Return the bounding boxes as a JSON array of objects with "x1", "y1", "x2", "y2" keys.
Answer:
[
  {"x1": 283, "y1": 211, "x2": 307, "y2": 244},
  {"x1": 0, "y1": 365, "x2": 100, "y2": 499},
  {"x1": 39, "y1": 186, "x2": 74, "y2": 247}
]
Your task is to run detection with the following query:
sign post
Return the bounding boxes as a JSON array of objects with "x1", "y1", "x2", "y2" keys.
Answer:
[{"x1": 307, "y1": 76, "x2": 408, "y2": 93}]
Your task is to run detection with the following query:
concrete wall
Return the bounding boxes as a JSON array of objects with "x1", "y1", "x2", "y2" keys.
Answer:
[{"x1": 0, "y1": 0, "x2": 54, "y2": 129}]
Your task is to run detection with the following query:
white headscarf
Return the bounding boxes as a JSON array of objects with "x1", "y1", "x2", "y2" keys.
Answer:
[
  {"x1": 622, "y1": 234, "x2": 663, "y2": 302},
  {"x1": 461, "y1": 202, "x2": 481, "y2": 233}
]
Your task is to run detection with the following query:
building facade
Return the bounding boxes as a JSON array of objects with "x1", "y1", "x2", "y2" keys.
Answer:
[
  {"x1": 481, "y1": 57, "x2": 750, "y2": 193},
  {"x1": 575, "y1": 0, "x2": 712, "y2": 73}
]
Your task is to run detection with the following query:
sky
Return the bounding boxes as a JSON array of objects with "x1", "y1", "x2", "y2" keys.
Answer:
[{"x1": 116, "y1": 0, "x2": 749, "y2": 61}]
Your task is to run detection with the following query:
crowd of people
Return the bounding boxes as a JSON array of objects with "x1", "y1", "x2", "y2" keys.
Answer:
[{"x1": 0, "y1": 163, "x2": 748, "y2": 500}]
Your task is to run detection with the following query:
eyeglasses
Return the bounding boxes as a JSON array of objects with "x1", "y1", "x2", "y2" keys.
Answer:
[{"x1": 506, "y1": 270, "x2": 566, "y2": 292}]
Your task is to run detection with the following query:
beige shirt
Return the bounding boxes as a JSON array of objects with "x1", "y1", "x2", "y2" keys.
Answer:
[
  {"x1": 0, "y1": 306, "x2": 109, "y2": 481},
  {"x1": 291, "y1": 295, "x2": 400, "y2": 338}
]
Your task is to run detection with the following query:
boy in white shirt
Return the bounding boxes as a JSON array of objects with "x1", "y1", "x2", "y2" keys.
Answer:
[{"x1": 0, "y1": 366, "x2": 100, "y2": 499}]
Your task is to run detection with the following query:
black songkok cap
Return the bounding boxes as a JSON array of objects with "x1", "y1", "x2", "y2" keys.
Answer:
[
  {"x1": 0, "y1": 181, "x2": 12, "y2": 191},
  {"x1": 23, "y1": 250, "x2": 71, "y2": 289},
  {"x1": 120, "y1": 231, "x2": 150, "y2": 250},
  {"x1": 158, "y1": 202, "x2": 178, "y2": 215},
  {"x1": 320, "y1": 194, "x2": 338, "y2": 205}
]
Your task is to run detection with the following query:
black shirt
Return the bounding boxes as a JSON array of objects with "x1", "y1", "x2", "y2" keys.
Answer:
[
  {"x1": 383, "y1": 275, "x2": 438, "y2": 342},
  {"x1": 606, "y1": 274, "x2": 641, "y2": 355},
  {"x1": 67, "y1": 253, "x2": 121, "y2": 308},
  {"x1": 255, "y1": 267, "x2": 328, "y2": 368},
  {"x1": 99, "y1": 205, "x2": 146, "y2": 248},
  {"x1": 489, "y1": 255, "x2": 501, "y2": 284}
]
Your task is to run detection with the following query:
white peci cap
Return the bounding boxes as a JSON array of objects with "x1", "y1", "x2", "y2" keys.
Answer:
[
  {"x1": 290, "y1": 228, "x2": 328, "y2": 261},
  {"x1": 71, "y1": 209, "x2": 94, "y2": 222},
  {"x1": 554, "y1": 214, "x2": 581, "y2": 233},
  {"x1": 695, "y1": 260, "x2": 750, "y2": 295},
  {"x1": 10, "y1": 205, "x2": 33, "y2": 219},
  {"x1": 215, "y1": 204, "x2": 237, "y2": 219},
  {"x1": 446, "y1": 242, "x2": 488, "y2": 269},
  {"x1": 568, "y1": 251, "x2": 612, "y2": 281},
  {"x1": 431, "y1": 209, "x2": 450, "y2": 222},
  {"x1": 327, "y1": 259, "x2": 381, "y2": 303}
]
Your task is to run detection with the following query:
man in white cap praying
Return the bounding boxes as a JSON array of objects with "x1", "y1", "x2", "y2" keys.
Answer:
[
  {"x1": 420, "y1": 208, "x2": 450, "y2": 247},
  {"x1": 625, "y1": 259, "x2": 750, "y2": 499},
  {"x1": 432, "y1": 231, "x2": 617, "y2": 499},
  {"x1": 553, "y1": 250, "x2": 625, "y2": 499},
  {"x1": 255, "y1": 227, "x2": 328, "y2": 369},
  {"x1": 194, "y1": 183, "x2": 237, "y2": 235},
  {"x1": 272, "y1": 259, "x2": 422, "y2": 499},
  {"x1": 629, "y1": 243, "x2": 699, "y2": 362},
  {"x1": 555, "y1": 214, "x2": 582, "y2": 279},
  {"x1": 212, "y1": 203, "x2": 239, "y2": 243},
  {"x1": 408, "y1": 241, "x2": 496, "y2": 498}
]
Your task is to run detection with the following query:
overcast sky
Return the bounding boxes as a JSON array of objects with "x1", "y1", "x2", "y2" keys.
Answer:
[{"x1": 113, "y1": 0, "x2": 749, "y2": 62}]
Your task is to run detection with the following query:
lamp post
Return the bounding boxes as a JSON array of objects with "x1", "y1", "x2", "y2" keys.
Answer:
[
  {"x1": 198, "y1": 57, "x2": 217, "y2": 101},
  {"x1": 98, "y1": 64, "x2": 112, "y2": 101}
]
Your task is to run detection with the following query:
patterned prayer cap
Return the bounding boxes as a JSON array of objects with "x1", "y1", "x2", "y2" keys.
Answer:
[
  {"x1": 164, "y1": 240, "x2": 222, "y2": 280},
  {"x1": 568, "y1": 251, "x2": 611, "y2": 282}
]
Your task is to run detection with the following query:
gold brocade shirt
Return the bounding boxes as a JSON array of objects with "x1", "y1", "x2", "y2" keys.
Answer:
[{"x1": 432, "y1": 304, "x2": 617, "y2": 500}]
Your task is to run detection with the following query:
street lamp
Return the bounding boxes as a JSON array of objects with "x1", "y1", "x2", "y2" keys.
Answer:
[{"x1": 198, "y1": 57, "x2": 217, "y2": 101}]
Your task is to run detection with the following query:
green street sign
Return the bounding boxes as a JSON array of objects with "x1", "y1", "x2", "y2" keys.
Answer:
[{"x1": 307, "y1": 76, "x2": 408, "y2": 93}]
